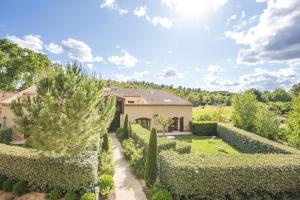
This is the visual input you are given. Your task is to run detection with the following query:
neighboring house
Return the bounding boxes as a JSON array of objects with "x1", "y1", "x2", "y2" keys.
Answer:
[
  {"x1": 106, "y1": 88, "x2": 192, "y2": 132},
  {"x1": 0, "y1": 86, "x2": 193, "y2": 134}
]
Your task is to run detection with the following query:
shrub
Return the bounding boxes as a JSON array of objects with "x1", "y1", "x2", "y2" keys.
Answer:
[
  {"x1": 144, "y1": 128, "x2": 158, "y2": 187},
  {"x1": 116, "y1": 127, "x2": 125, "y2": 141},
  {"x1": 217, "y1": 123, "x2": 300, "y2": 154},
  {"x1": 80, "y1": 192, "x2": 96, "y2": 200},
  {"x1": 3, "y1": 178, "x2": 17, "y2": 192},
  {"x1": 122, "y1": 138, "x2": 139, "y2": 160},
  {"x1": 98, "y1": 174, "x2": 114, "y2": 197},
  {"x1": 99, "y1": 133, "x2": 114, "y2": 176},
  {"x1": 13, "y1": 180, "x2": 28, "y2": 196},
  {"x1": 175, "y1": 141, "x2": 191, "y2": 154},
  {"x1": 0, "y1": 128, "x2": 13, "y2": 144},
  {"x1": 0, "y1": 176, "x2": 8, "y2": 190},
  {"x1": 123, "y1": 114, "x2": 129, "y2": 139},
  {"x1": 48, "y1": 188, "x2": 63, "y2": 200},
  {"x1": 151, "y1": 189, "x2": 173, "y2": 200},
  {"x1": 190, "y1": 121, "x2": 217, "y2": 136},
  {"x1": 65, "y1": 192, "x2": 78, "y2": 200},
  {"x1": 102, "y1": 133, "x2": 109, "y2": 152},
  {"x1": 159, "y1": 150, "x2": 300, "y2": 200},
  {"x1": 149, "y1": 182, "x2": 164, "y2": 198},
  {"x1": 129, "y1": 148, "x2": 145, "y2": 179},
  {"x1": 287, "y1": 94, "x2": 300, "y2": 149},
  {"x1": 0, "y1": 144, "x2": 98, "y2": 191}
]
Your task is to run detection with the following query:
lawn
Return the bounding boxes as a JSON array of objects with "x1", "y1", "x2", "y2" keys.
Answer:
[
  {"x1": 193, "y1": 106, "x2": 232, "y2": 122},
  {"x1": 176, "y1": 135, "x2": 240, "y2": 154}
]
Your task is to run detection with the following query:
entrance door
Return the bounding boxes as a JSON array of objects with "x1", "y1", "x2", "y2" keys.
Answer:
[{"x1": 179, "y1": 117, "x2": 184, "y2": 132}]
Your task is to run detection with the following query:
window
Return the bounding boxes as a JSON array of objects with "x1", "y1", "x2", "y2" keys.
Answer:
[
  {"x1": 128, "y1": 101, "x2": 135, "y2": 104},
  {"x1": 136, "y1": 118, "x2": 151, "y2": 130}
]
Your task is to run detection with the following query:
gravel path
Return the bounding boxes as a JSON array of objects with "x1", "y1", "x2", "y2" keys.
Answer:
[{"x1": 111, "y1": 133, "x2": 147, "y2": 200}]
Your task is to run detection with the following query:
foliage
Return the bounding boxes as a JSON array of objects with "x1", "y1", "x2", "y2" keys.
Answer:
[
  {"x1": 64, "y1": 192, "x2": 78, "y2": 200},
  {"x1": 267, "y1": 101, "x2": 291, "y2": 115},
  {"x1": 80, "y1": 193, "x2": 96, "y2": 200},
  {"x1": 102, "y1": 133, "x2": 109, "y2": 152},
  {"x1": 154, "y1": 114, "x2": 173, "y2": 136},
  {"x1": 287, "y1": 95, "x2": 300, "y2": 148},
  {"x1": 11, "y1": 63, "x2": 116, "y2": 156},
  {"x1": 0, "y1": 143, "x2": 98, "y2": 191},
  {"x1": 128, "y1": 122, "x2": 132, "y2": 138},
  {"x1": 254, "y1": 103, "x2": 280, "y2": 140},
  {"x1": 291, "y1": 82, "x2": 300, "y2": 96},
  {"x1": 217, "y1": 123, "x2": 300, "y2": 154},
  {"x1": 144, "y1": 128, "x2": 158, "y2": 187},
  {"x1": 190, "y1": 121, "x2": 217, "y2": 136},
  {"x1": 159, "y1": 150, "x2": 300, "y2": 200},
  {"x1": 174, "y1": 140, "x2": 191, "y2": 154},
  {"x1": 192, "y1": 106, "x2": 232, "y2": 123},
  {"x1": 48, "y1": 188, "x2": 63, "y2": 200},
  {"x1": 13, "y1": 180, "x2": 28, "y2": 196},
  {"x1": 116, "y1": 128, "x2": 125, "y2": 141},
  {"x1": 232, "y1": 92, "x2": 257, "y2": 132},
  {"x1": 151, "y1": 189, "x2": 173, "y2": 200},
  {"x1": 98, "y1": 174, "x2": 114, "y2": 197},
  {"x1": 0, "y1": 175, "x2": 8, "y2": 190},
  {"x1": 269, "y1": 88, "x2": 292, "y2": 102},
  {"x1": 123, "y1": 114, "x2": 129, "y2": 139},
  {"x1": 99, "y1": 134, "x2": 114, "y2": 176},
  {"x1": 149, "y1": 182, "x2": 165, "y2": 199},
  {"x1": 0, "y1": 128, "x2": 13, "y2": 144},
  {"x1": 0, "y1": 39, "x2": 52, "y2": 91},
  {"x1": 2, "y1": 178, "x2": 17, "y2": 192}
]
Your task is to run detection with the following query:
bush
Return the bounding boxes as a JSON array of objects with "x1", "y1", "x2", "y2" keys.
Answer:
[
  {"x1": 123, "y1": 114, "x2": 129, "y2": 139},
  {"x1": 175, "y1": 141, "x2": 191, "y2": 154},
  {"x1": 116, "y1": 127, "x2": 125, "y2": 141},
  {"x1": 0, "y1": 144, "x2": 98, "y2": 191},
  {"x1": 217, "y1": 123, "x2": 300, "y2": 154},
  {"x1": 98, "y1": 174, "x2": 114, "y2": 197},
  {"x1": 3, "y1": 178, "x2": 17, "y2": 192},
  {"x1": 65, "y1": 192, "x2": 78, "y2": 200},
  {"x1": 190, "y1": 121, "x2": 217, "y2": 136},
  {"x1": 102, "y1": 133, "x2": 109, "y2": 152},
  {"x1": 13, "y1": 180, "x2": 28, "y2": 196},
  {"x1": 99, "y1": 133, "x2": 114, "y2": 176},
  {"x1": 0, "y1": 175, "x2": 8, "y2": 190},
  {"x1": 80, "y1": 192, "x2": 95, "y2": 200},
  {"x1": 159, "y1": 150, "x2": 300, "y2": 200},
  {"x1": 149, "y1": 182, "x2": 164, "y2": 198},
  {"x1": 152, "y1": 189, "x2": 173, "y2": 200},
  {"x1": 144, "y1": 128, "x2": 158, "y2": 187},
  {"x1": 48, "y1": 188, "x2": 63, "y2": 200},
  {"x1": 0, "y1": 128, "x2": 13, "y2": 144},
  {"x1": 122, "y1": 138, "x2": 139, "y2": 160}
]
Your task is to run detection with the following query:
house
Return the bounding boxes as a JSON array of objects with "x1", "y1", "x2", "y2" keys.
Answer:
[
  {"x1": 0, "y1": 86, "x2": 193, "y2": 134},
  {"x1": 106, "y1": 88, "x2": 192, "y2": 132}
]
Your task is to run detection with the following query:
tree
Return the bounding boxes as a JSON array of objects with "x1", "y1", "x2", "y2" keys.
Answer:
[
  {"x1": 246, "y1": 88, "x2": 263, "y2": 102},
  {"x1": 287, "y1": 95, "x2": 300, "y2": 148},
  {"x1": 232, "y1": 92, "x2": 257, "y2": 132},
  {"x1": 154, "y1": 114, "x2": 173, "y2": 137},
  {"x1": 144, "y1": 128, "x2": 157, "y2": 187},
  {"x1": 123, "y1": 114, "x2": 129, "y2": 139},
  {"x1": 11, "y1": 63, "x2": 116, "y2": 155},
  {"x1": 254, "y1": 103, "x2": 280, "y2": 140},
  {"x1": 128, "y1": 122, "x2": 132, "y2": 138},
  {"x1": 102, "y1": 132, "x2": 109, "y2": 152},
  {"x1": 291, "y1": 83, "x2": 300, "y2": 96},
  {"x1": 0, "y1": 39, "x2": 52, "y2": 91},
  {"x1": 269, "y1": 88, "x2": 292, "y2": 102}
]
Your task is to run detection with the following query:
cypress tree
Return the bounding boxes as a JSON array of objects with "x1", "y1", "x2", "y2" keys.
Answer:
[
  {"x1": 128, "y1": 123, "x2": 132, "y2": 138},
  {"x1": 144, "y1": 128, "x2": 158, "y2": 187},
  {"x1": 124, "y1": 114, "x2": 129, "y2": 139},
  {"x1": 102, "y1": 132, "x2": 109, "y2": 152}
]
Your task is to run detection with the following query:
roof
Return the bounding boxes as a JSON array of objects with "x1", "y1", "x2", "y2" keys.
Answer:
[
  {"x1": 110, "y1": 88, "x2": 192, "y2": 106},
  {"x1": 0, "y1": 86, "x2": 37, "y2": 105}
]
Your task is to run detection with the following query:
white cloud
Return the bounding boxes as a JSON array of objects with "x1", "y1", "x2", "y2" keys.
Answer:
[
  {"x1": 87, "y1": 64, "x2": 94, "y2": 69},
  {"x1": 147, "y1": 16, "x2": 173, "y2": 28},
  {"x1": 157, "y1": 67, "x2": 183, "y2": 79},
  {"x1": 100, "y1": 0, "x2": 128, "y2": 15},
  {"x1": 116, "y1": 70, "x2": 149, "y2": 81},
  {"x1": 205, "y1": 64, "x2": 223, "y2": 85},
  {"x1": 62, "y1": 38, "x2": 103, "y2": 63},
  {"x1": 45, "y1": 42, "x2": 63, "y2": 54},
  {"x1": 6, "y1": 35, "x2": 43, "y2": 52},
  {"x1": 134, "y1": 6, "x2": 147, "y2": 17},
  {"x1": 256, "y1": 0, "x2": 268, "y2": 3},
  {"x1": 107, "y1": 50, "x2": 138, "y2": 68},
  {"x1": 225, "y1": 0, "x2": 300, "y2": 65},
  {"x1": 226, "y1": 14, "x2": 237, "y2": 25}
]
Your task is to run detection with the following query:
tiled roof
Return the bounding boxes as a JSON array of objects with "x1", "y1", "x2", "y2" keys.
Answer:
[
  {"x1": 110, "y1": 88, "x2": 192, "y2": 105},
  {"x1": 0, "y1": 86, "x2": 37, "y2": 105}
]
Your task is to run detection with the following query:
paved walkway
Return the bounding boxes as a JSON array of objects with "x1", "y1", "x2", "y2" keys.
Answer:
[{"x1": 111, "y1": 133, "x2": 147, "y2": 200}]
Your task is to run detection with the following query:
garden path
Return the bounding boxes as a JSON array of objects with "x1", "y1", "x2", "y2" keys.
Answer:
[{"x1": 111, "y1": 133, "x2": 147, "y2": 200}]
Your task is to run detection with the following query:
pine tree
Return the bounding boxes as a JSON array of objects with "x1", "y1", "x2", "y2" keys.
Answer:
[
  {"x1": 123, "y1": 114, "x2": 129, "y2": 139},
  {"x1": 144, "y1": 128, "x2": 158, "y2": 187},
  {"x1": 102, "y1": 132, "x2": 109, "y2": 152}
]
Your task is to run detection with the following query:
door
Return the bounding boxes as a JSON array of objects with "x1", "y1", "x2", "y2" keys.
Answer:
[{"x1": 179, "y1": 117, "x2": 184, "y2": 132}]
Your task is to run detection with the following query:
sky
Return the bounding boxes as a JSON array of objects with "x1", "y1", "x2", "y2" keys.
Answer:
[{"x1": 1, "y1": 0, "x2": 300, "y2": 91}]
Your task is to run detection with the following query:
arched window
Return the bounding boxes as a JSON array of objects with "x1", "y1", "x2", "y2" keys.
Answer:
[{"x1": 136, "y1": 118, "x2": 151, "y2": 130}]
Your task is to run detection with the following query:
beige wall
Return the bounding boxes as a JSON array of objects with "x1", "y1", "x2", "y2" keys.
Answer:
[
  {"x1": 0, "y1": 105, "x2": 16, "y2": 129},
  {"x1": 124, "y1": 96, "x2": 143, "y2": 104},
  {"x1": 120, "y1": 105, "x2": 192, "y2": 131}
]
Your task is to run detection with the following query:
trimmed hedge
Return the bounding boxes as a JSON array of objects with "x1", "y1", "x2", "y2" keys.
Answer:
[
  {"x1": 159, "y1": 150, "x2": 300, "y2": 200},
  {"x1": 217, "y1": 123, "x2": 300, "y2": 154},
  {"x1": 190, "y1": 122, "x2": 217, "y2": 136},
  {"x1": 0, "y1": 128, "x2": 13, "y2": 144},
  {"x1": 0, "y1": 144, "x2": 98, "y2": 192},
  {"x1": 174, "y1": 141, "x2": 191, "y2": 154}
]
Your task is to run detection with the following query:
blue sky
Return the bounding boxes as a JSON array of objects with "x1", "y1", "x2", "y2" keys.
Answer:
[{"x1": 1, "y1": 0, "x2": 300, "y2": 91}]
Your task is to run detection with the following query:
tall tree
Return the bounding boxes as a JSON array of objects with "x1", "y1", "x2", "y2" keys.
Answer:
[
  {"x1": 154, "y1": 114, "x2": 173, "y2": 137},
  {"x1": 123, "y1": 114, "x2": 129, "y2": 139},
  {"x1": 291, "y1": 83, "x2": 300, "y2": 96},
  {"x1": 144, "y1": 128, "x2": 158, "y2": 187},
  {"x1": 11, "y1": 63, "x2": 116, "y2": 155},
  {"x1": 0, "y1": 39, "x2": 52, "y2": 91},
  {"x1": 287, "y1": 95, "x2": 300, "y2": 148}
]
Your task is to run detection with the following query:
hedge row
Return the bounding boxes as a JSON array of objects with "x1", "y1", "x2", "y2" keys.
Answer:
[
  {"x1": 159, "y1": 150, "x2": 300, "y2": 200},
  {"x1": 217, "y1": 123, "x2": 300, "y2": 154},
  {"x1": 0, "y1": 128, "x2": 13, "y2": 144},
  {"x1": 190, "y1": 121, "x2": 217, "y2": 136},
  {"x1": 0, "y1": 144, "x2": 98, "y2": 192}
]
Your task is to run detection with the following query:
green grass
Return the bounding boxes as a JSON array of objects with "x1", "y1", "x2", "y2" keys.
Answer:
[
  {"x1": 176, "y1": 135, "x2": 240, "y2": 154},
  {"x1": 193, "y1": 106, "x2": 233, "y2": 123}
]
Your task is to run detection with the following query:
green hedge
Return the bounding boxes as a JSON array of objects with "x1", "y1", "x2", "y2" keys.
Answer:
[
  {"x1": 190, "y1": 122, "x2": 217, "y2": 136},
  {"x1": 159, "y1": 150, "x2": 300, "y2": 200},
  {"x1": 217, "y1": 123, "x2": 300, "y2": 154},
  {"x1": 0, "y1": 144, "x2": 98, "y2": 192},
  {"x1": 0, "y1": 128, "x2": 13, "y2": 144},
  {"x1": 174, "y1": 141, "x2": 191, "y2": 154}
]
